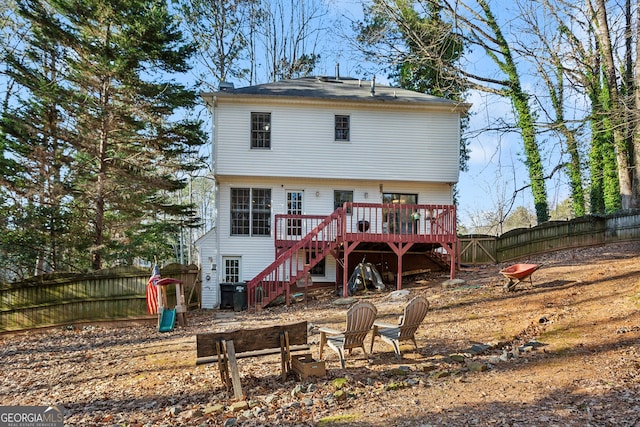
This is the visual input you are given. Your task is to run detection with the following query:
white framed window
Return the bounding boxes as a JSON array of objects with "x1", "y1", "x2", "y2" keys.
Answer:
[
  {"x1": 251, "y1": 112, "x2": 271, "y2": 148},
  {"x1": 335, "y1": 115, "x2": 350, "y2": 141},
  {"x1": 231, "y1": 188, "x2": 271, "y2": 236}
]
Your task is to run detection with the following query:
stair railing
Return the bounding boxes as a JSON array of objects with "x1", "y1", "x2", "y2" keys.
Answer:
[{"x1": 246, "y1": 208, "x2": 344, "y2": 308}]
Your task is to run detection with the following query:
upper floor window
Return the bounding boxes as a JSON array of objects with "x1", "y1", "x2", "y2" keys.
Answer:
[
  {"x1": 335, "y1": 115, "x2": 350, "y2": 141},
  {"x1": 251, "y1": 112, "x2": 271, "y2": 149},
  {"x1": 231, "y1": 188, "x2": 271, "y2": 236}
]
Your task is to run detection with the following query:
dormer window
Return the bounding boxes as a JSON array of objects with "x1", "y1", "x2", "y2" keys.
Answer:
[
  {"x1": 251, "y1": 112, "x2": 271, "y2": 148},
  {"x1": 335, "y1": 115, "x2": 350, "y2": 141}
]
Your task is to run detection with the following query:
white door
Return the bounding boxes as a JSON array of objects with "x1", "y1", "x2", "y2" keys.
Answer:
[
  {"x1": 223, "y1": 257, "x2": 241, "y2": 282},
  {"x1": 286, "y1": 190, "x2": 303, "y2": 237}
]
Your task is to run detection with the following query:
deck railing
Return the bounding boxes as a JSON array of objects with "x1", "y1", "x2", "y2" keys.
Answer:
[
  {"x1": 274, "y1": 214, "x2": 336, "y2": 255},
  {"x1": 275, "y1": 203, "x2": 457, "y2": 247}
]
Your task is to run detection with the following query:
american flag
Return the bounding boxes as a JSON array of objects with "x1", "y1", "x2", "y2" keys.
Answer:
[{"x1": 146, "y1": 264, "x2": 161, "y2": 314}]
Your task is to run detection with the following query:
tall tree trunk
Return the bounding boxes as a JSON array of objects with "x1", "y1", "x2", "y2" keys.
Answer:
[
  {"x1": 93, "y1": 75, "x2": 111, "y2": 271},
  {"x1": 533, "y1": 19, "x2": 586, "y2": 216},
  {"x1": 564, "y1": 129, "x2": 586, "y2": 217},
  {"x1": 633, "y1": 0, "x2": 640, "y2": 206},
  {"x1": 592, "y1": 0, "x2": 633, "y2": 209}
]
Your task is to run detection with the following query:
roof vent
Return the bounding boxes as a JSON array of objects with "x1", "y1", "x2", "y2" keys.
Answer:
[
  {"x1": 219, "y1": 81, "x2": 234, "y2": 91},
  {"x1": 370, "y1": 76, "x2": 376, "y2": 96}
]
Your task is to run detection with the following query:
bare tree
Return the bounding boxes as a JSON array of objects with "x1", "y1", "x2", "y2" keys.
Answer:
[
  {"x1": 176, "y1": 0, "x2": 258, "y2": 90},
  {"x1": 256, "y1": 0, "x2": 329, "y2": 82}
]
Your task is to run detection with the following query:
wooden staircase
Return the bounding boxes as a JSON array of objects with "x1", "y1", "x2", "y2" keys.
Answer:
[
  {"x1": 428, "y1": 248, "x2": 451, "y2": 270},
  {"x1": 246, "y1": 208, "x2": 344, "y2": 309}
]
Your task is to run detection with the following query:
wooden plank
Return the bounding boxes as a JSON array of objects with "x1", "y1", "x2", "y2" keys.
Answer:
[
  {"x1": 401, "y1": 268, "x2": 431, "y2": 277},
  {"x1": 225, "y1": 340, "x2": 244, "y2": 400},
  {"x1": 280, "y1": 331, "x2": 290, "y2": 381},
  {"x1": 196, "y1": 321, "x2": 307, "y2": 357},
  {"x1": 216, "y1": 341, "x2": 229, "y2": 390},
  {"x1": 195, "y1": 344, "x2": 311, "y2": 365}
]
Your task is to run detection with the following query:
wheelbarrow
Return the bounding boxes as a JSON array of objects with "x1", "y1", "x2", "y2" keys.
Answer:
[{"x1": 499, "y1": 263, "x2": 540, "y2": 291}]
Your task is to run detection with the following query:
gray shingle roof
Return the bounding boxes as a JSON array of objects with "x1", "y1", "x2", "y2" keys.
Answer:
[{"x1": 205, "y1": 76, "x2": 469, "y2": 110}]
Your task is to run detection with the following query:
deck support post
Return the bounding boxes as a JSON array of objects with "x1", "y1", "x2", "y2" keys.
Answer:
[
  {"x1": 387, "y1": 242, "x2": 414, "y2": 290},
  {"x1": 438, "y1": 241, "x2": 457, "y2": 279}
]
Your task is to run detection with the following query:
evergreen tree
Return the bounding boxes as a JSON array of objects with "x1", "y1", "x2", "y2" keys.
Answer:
[
  {"x1": 390, "y1": 2, "x2": 469, "y2": 172},
  {"x1": 1, "y1": 0, "x2": 74, "y2": 274},
  {"x1": 1, "y1": 0, "x2": 206, "y2": 272}
]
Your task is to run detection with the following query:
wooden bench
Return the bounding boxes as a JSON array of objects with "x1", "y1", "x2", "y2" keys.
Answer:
[{"x1": 196, "y1": 321, "x2": 310, "y2": 400}]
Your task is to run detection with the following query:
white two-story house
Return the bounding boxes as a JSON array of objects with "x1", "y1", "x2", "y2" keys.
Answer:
[{"x1": 198, "y1": 76, "x2": 470, "y2": 309}]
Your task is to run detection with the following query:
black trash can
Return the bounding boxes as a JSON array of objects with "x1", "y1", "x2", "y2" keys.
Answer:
[
  {"x1": 220, "y1": 283, "x2": 235, "y2": 309},
  {"x1": 233, "y1": 282, "x2": 247, "y2": 311}
]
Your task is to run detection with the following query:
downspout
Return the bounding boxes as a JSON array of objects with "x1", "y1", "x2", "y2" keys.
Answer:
[
  {"x1": 211, "y1": 96, "x2": 220, "y2": 292},
  {"x1": 203, "y1": 94, "x2": 221, "y2": 301},
  {"x1": 210, "y1": 96, "x2": 217, "y2": 171}
]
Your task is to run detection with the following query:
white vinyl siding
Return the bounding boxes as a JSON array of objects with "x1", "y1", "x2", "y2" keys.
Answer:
[
  {"x1": 194, "y1": 228, "x2": 219, "y2": 309},
  {"x1": 205, "y1": 92, "x2": 462, "y2": 304},
  {"x1": 214, "y1": 103, "x2": 460, "y2": 183}
]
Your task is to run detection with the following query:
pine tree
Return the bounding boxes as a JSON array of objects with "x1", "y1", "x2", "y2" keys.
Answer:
[
  {"x1": 0, "y1": 0, "x2": 73, "y2": 274},
  {"x1": 2, "y1": 0, "x2": 207, "y2": 272}
]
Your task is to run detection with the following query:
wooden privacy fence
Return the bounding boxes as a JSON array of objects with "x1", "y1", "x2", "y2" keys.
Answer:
[
  {"x1": 0, "y1": 263, "x2": 200, "y2": 333},
  {"x1": 457, "y1": 234, "x2": 497, "y2": 264},
  {"x1": 459, "y1": 211, "x2": 640, "y2": 264}
]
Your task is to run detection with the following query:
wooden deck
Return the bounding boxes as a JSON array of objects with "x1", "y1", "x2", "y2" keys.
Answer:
[
  {"x1": 274, "y1": 203, "x2": 458, "y2": 297},
  {"x1": 247, "y1": 203, "x2": 457, "y2": 308}
]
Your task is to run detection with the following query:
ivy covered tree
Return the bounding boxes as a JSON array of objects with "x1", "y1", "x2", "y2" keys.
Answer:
[{"x1": 1, "y1": 0, "x2": 206, "y2": 274}]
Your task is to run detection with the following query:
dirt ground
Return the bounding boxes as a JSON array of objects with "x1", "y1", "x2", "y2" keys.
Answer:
[{"x1": 2, "y1": 241, "x2": 640, "y2": 426}]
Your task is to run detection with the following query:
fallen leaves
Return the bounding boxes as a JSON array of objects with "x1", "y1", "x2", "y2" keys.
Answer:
[{"x1": 2, "y1": 241, "x2": 640, "y2": 426}]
